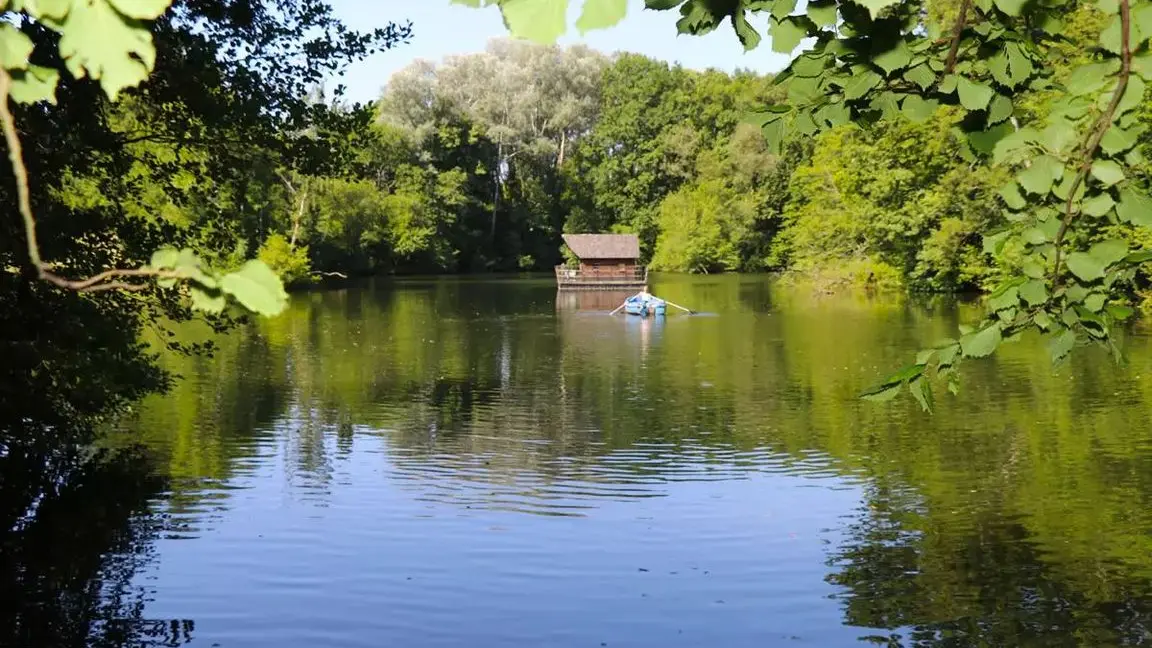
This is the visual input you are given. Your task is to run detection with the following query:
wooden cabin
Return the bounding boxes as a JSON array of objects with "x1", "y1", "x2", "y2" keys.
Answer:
[{"x1": 555, "y1": 233, "x2": 647, "y2": 290}]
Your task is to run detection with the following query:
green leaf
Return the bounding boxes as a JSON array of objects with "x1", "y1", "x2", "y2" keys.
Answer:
[
  {"x1": 219, "y1": 260, "x2": 289, "y2": 316},
  {"x1": 1101, "y1": 125, "x2": 1139, "y2": 154},
  {"x1": 1022, "y1": 227, "x2": 1048, "y2": 245},
  {"x1": 1134, "y1": 2, "x2": 1152, "y2": 39},
  {"x1": 1084, "y1": 293, "x2": 1106, "y2": 312},
  {"x1": 861, "y1": 363, "x2": 925, "y2": 401},
  {"x1": 909, "y1": 377, "x2": 934, "y2": 413},
  {"x1": 1020, "y1": 279, "x2": 1048, "y2": 306},
  {"x1": 994, "y1": 0, "x2": 1026, "y2": 16},
  {"x1": 107, "y1": 0, "x2": 171, "y2": 19},
  {"x1": 989, "y1": 43, "x2": 1032, "y2": 87},
  {"x1": 870, "y1": 91, "x2": 901, "y2": 120},
  {"x1": 957, "y1": 76, "x2": 994, "y2": 111},
  {"x1": 903, "y1": 63, "x2": 935, "y2": 89},
  {"x1": 1116, "y1": 187, "x2": 1152, "y2": 226},
  {"x1": 1017, "y1": 155, "x2": 1062, "y2": 195},
  {"x1": 1090, "y1": 238, "x2": 1128, "y2": 266},
  {"x1": 999, "y1": 182, "x2": 1026, "y2": 209},
  {"x1": 189, "y1": 286, "x2": 226, "y2": 314},
  {"x1": 769, "y1": 16, "x2": 808, "y2": 54},
  {"x1": 1004, "y1": 43, "x2": 1033, "y2": 86},
  {"x1": 987, "y1": 93, "x2": 1013, "y2": 124},
  {"x1": 960, "y1": 324, "x2": 1003, "y2": 358},
  {"x1": 884, "y1": 363, "x2": 927, "y2": 384},
  {"x1": 19, "y1": 0, "x2": 73, "y2": 20},
  {"x1": 1108, "y1": 304, "x2": 1135, "y2": 320},
  {"x1": 56, "y1": 0, "x2": 161, "y2": 99},
  {"x1": 1090, "y1": 159, "x2": 1125, "y2": 186},
  {"x1": 1049, "y1": 329, "x2": 1076, "y2": 363},
  {"x1": 1038, "y1": 119, "x2": 1077, "y2": 155},
  {"x1": 1065, "y1": 252, "x2": 1106, "y2": 282},
  {"x1": 815, "y1": 101, "x2": 850, "y2": 127},
  {"x1": 770, "y1": 0, "x2": 796, "y2": 19},
  {"x1": 730, "y1": 10, "x2": 761, "y2": 50},
  {"x1": 1034, "y1": 310, "x2": 1052, "y2": 329},
  {"x1": 993, "y1": 127, "x2": 1038, "y2": 165},
  {"x1": 1065, "y1": 62, "x2": 1116, "y2": 96},
  {"x1": 1037, "y1": 216, "x2": 1062, "y2": 240},
  {"x1": 988, "y1": 285, "x2": 1020, "y2": 311},
  {"x1": 806, "y1": 0, "x2": 837, "y2": 26},
  {"x1": 1099, "y1": 13, "x2": 1135, "y2": 55},
  {"x1": 844, "y1": 70, "x2": 882, "y2": 99},
  {"x1": 1023, "y1": 259, "x2": 1045, "y2": 278},
  {"x1": 8, "y1": 64, "x2": 60, "y2": 104},
  {"x1": 937, "y1": 343, "x2": 960, "y2": 366},
  {"x1": 901, "y1": 95, "x2": 938, "y2": 122},
  {"x1": 761, "y1": 118, "x2": 786, "y2": 154},
  {"x1": 874, "y1": 40, "x2": 912, "y2": 75},
  {"x1": 499, "y1": 0, "x2": 569, "y2": 44},
  {"x1": 984, "y1": 230, "x2": 1011, "y2": 254},
  {"x1": 787, "y1": 73, "x2": 822, "y2": 103},
  {"x1": 0, "y1": 24, "x2": 34, "y2": 71},
  {"x1": 938, "y1": 74, "x2": 958, "y2": 94},
  {"x1": 576, "y1": 0, "x2": 628, "y2": 34},
  {"x1": 1053, "y1": 170, "x2": 1085, "y2": 202},
  {"x1": 150, "y1": 247, "x2": 180, "y2": 269},
  {"x1": 173, "y1": 249, "x2": 217, "y2": 288},
  {"x1": 861, "y1": 383, "x2": 902, "y2": 402},
  {"x1": 1114, "y1": 76, "x2": 1145, "y2": 117},
  {"x1": 790, "y1": 54, "x2": 826, "y2": 77},
  {"x1": 644, "y1": 0, "x2": 683, "y2": 7},
  {"x1": 968, "y1": 122, "x2": 1013, "y2": 154},
  {"x1": 1081, "y1": 192, "x2": 1115, "y2": 217},
  {"x1": 1037, "y1": 12, "x2": 1063, "y2": 34}
]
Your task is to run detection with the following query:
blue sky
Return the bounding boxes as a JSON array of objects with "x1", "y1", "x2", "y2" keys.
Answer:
[{"x1": 324, "y1": 0, "x2": 791, "y2": 105}]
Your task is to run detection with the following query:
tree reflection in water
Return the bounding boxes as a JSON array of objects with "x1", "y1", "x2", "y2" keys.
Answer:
[{"x1": 0, "y1": 447, "x2": 193, "y2": 648}]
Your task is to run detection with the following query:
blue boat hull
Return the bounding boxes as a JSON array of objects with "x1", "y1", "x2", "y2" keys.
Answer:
[{"x1": 624, "y1": 297, "x2": 666, "y2": 316}]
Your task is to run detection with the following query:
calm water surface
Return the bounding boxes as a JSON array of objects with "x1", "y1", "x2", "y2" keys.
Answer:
[{"x1": 31, "y1": 275, "x2": 1152, "y2": 646}]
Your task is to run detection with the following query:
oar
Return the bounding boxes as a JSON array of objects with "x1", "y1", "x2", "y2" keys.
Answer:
[
  {"x1": 609, "y1": 301, "x2": 628, "y2": 315},
  {"x1": 663, "y1": 299, "x2": 696, "y2": 314}
]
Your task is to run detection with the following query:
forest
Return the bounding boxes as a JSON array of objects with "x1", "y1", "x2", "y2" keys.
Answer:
[
  {"x1": 247, "y1": 41, "x2": 1014, "y2": 293},
  {"x1": 236, "y1": 10, "x2": 1151, "y2": 303}
]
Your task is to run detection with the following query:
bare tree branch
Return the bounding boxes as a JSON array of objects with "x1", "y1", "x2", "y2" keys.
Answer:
[{"x1": 944, "y1": 0, "x2": 973, "y2": 74}]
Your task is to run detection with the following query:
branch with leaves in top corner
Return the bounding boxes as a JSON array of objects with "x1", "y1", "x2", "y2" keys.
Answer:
[{"x1": 0, "y1": 0, "x2": 288, "y2": 316}]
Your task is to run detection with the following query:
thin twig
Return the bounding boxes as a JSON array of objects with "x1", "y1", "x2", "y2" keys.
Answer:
[
  {"x1": 0, "y1": 68, "x2": 187, "y2": 293},
  {"x1": 0, "y1": 68, "x2": 42, "y2": 270},
  {"x1": 40, "y1": 267, "x2": 186, "y2": 291},
  {"x1": 1051, "y1": 0, "x2": 1132, "y2": 284},
  {"x1": 944, "y1": 0, "x2": 973, "y2": 74}
]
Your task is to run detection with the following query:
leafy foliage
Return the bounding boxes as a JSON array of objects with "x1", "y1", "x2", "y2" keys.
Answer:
[{"x1": 0, "y1": 0, "x2": 408, "y2": 531}]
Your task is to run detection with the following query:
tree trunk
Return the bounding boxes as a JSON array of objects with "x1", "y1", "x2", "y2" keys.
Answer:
[
  {"x1": 491, "y1": 141, "x2": 502, "y2": 240},
  {"x1": 557, "y1": 130, "x2": 567, "y2": 168},
  {"x1": 289, "y1": 188, "x2": 307, "y2": 248}
]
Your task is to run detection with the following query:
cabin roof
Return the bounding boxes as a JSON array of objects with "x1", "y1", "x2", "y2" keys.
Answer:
[{"x1": 562, "y1": 234, "x2": 640, "y2": 260}]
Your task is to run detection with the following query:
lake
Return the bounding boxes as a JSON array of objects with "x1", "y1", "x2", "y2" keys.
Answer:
[{"x1": 13, "y1": 274, "x2": 1152, "y2": 647}]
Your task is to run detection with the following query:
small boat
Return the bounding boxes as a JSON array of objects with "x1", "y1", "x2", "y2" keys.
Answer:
[{"x1": 624, "y1": 293, "x2": 666, "y2": 317}]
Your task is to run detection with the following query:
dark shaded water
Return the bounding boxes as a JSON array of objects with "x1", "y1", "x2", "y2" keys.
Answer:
[{"x1": 15, "y1": 274, "x2": 1152, "y2": 647}]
